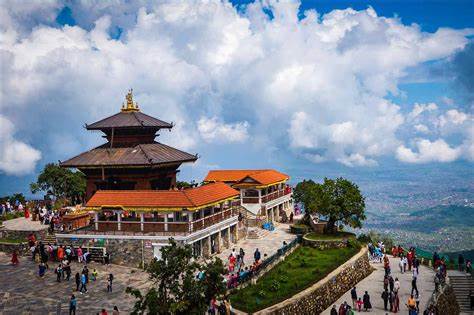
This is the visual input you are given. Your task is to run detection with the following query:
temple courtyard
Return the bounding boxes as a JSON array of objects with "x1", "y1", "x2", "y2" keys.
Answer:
[{"x1": 0, "y1": 252, "x2": 150, "y2": 314}]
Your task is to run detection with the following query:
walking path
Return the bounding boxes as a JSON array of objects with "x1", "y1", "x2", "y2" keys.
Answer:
[
  {"x1": 322, "y1": 256, "x2": 435, "y2": 314},
  {"x1": 0, "y1": 252, "x2": 150, "y2": 314},
  {"x1": 217, "y1": 223, "x2": 296, "y2": 266},
  {"x1": 2, "y1": 216, "x2": 47, "y2": 231}
]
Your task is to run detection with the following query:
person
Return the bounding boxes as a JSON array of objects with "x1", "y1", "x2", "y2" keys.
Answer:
[
  {"x1": 458, "y1": 254, "x2": 465, "y2": 272},
  {"x1": 466, "y1": 259, "x2": 472, "y2": 274},
  {"x1": 402, "y1": 256, "x2": 408, "y2": 273},
  {"x1": 356, "y1": 297, "x2": 363, "y2": 312},
  {"x1": 383, "y1": 275, "x2": 389, "y2": 291},
  {"x1": 239, "y1": 248, "x2": 245, "y2": 263},
  {"x1": 411, "y1": 275, "x2": 418, "y2": 296},
  {"x1": 350, "y1": 287, "x2": 357, "y2": 308},
  {"x1": 363, "y1": 291, "x2": 372, "y2": 311},
  {"x1": 289, "y1": 211, "x2": 294, "y2": 223},
  {"x1": 112, "y1": 306, "x2": 119, "y2": 315},
  {"x1": 107, "y1": 273, "x2": 114, "y2": 292},
  {"x1": 406, "y1": 294, "x2": 416, "y2": 315},
  {"x1": 388, "y1": 275, "x2": 394, "y2": 292},
  {"x1": 338, "y1": 302, "x2": 346, "y2": 315},
  {"x1": 100, "y1": 309, "x2": 108, "y2": 315},
  {"x1": 415, "y1": 293, "x2": 420, "y2": 311},
  {"x1": 11, "y1": 250, "x2": 19, "y2": 265},
  {"x1": 80, "y1": 273, "x2": 87, "y2": 294},
  {"x1": 208, "y1": 297, "x2": 217, "y2": 315},
  {"x1": 381, "y1": 288, "x2": 389, "y2": 311},
  {"x1": 38, "y1": 262, "x2": 46, "y2": 277},
  {"x1": 388, "y1": 291, "x2": 394, "y2": 312},
  {"x1": 392, "y1": 292, "x2": 400, "y2": 313},
  {"x1": 75, "y1": 272, "x2": 81, "y2": 291},
  {"x1": 91, "y1": 269, "x2": 98, "y2": 281},
  {"x1": 394, "y1": 277, "x2": 400, "y2": 294},
  {"x1": 254, "y1": 248, "x2": 261, "y2": 263},
  {"x1": 69, "y1": 294, "x2": 77, "y2": 315},
  {"x1": 77, "y1": 247, "x2": 83, "y2": 263},
  {"x1": 64, "y1": 262, "x2": 71, "y2": 281},
  {"x1": 82, "y1": 265, "x2": 89, "y2": 283},
  {"x1": 57, "y1": 245, "x2": 64, "y2": 261},
  {"x1": 399, "y1": 256, "x2": 404, "y2": 273},
  {"x1": 330, "y1": 305, "x2": 337, "y2": 315},
  {"x1": 56, "y1": 264, "x2": 63, "y2": 282}
]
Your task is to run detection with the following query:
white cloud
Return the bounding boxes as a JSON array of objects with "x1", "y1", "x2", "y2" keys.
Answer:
[
  {"x1": 439, "y1": 109, "x2": 469, "y2": 126},
  {"x1": 197, "y1": 116, "x2": 249, "y2": 143},
  {"x1": 0, "y1": 0, "x2": 472, "y2": 172},
  {"x1": 396, "y1": 139, "x2": 462, "y2": 163},
  {"x1": 414, "y1": 124, "x2": 430, "y2": 134},
  {"x1": 408, "y1": 102, "x2": 438, "y2": 120},
  {"x1": 0, "y1": 115, "x2": 41, "y2": 175}
]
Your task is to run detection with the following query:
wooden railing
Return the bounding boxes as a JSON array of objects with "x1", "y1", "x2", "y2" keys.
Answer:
[
  {"x1": 242, "y1": 188, "x2": 292, "y2": 204},
  {"x1": 95, "y1": 207, "x2": 238, "y2": 234}
]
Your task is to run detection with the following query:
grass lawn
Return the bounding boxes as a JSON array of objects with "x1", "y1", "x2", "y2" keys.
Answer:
[
  {"x1": 230, "y1": 245, "x2": 360, "y2": 312},
  {"x1": 304, "y1": 231, "x2": 356, "y2": 241}
]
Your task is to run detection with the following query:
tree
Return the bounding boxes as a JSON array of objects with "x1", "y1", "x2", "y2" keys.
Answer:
[
  {"x1": 127, "y1": 239, "x2": 226, "y2": 315},
  {"x1": 294, "y1": 177, "x2": 366, "y2": 233},
  {"x1": 30, "y1": 163, "x2": 86, "y2": 204}
]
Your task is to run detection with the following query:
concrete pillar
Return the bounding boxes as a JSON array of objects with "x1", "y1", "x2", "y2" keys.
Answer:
[
  {"x1": 94, "y1": 212, "x2": 99, "y2": 230},
  {"x1": 215, "y1": 232, "x2": 221, "y2": 253},
  {"x1": 258, "y1": 189, "x2": 262, "y2": 204},
  {"x1": 188, "y1": 211, "x2": 193, "y2": 233},
  {"x1": 206, "y1": 235, "x2": 212, "y2": 257},
  {"x1": 140, "y1": 212, "x2": 144, "y2": 232},
  {"x1": 231, "y1": 225, "x2": 238, "y2": 243},
  {"x1": 226, "y1": 227, "x2": 231, "y2": 247},
  {"x1": 116, "y1": 211, "x2": 121, "y2": 231},
  {"x1": 164, "y1": 213, "x2": 168, "y2": 232}
]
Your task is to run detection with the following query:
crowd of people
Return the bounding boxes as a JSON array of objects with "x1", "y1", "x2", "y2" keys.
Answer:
[
  {"x1": 10, "y1": 234, "x2": 117, "y2": 314},
  {"x1": 222, "y1": 241, "x2": 292, "y2": 289},
  {"x1": 330, "y1": 242, "x2": 450, "y2": 315}
]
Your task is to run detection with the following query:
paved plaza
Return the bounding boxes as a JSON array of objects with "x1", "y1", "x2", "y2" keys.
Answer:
[
  {"x1": 2, "y1": 217, "x2": 47, "y2": 232},
  {"x1": 217, "y1": 223, "x2": 296, "y2": 266},
  {"x1": 0, "y1": 252, "x2": 150, "y2": 314},
  {"x1": 321, "y1": 255, "x2": 436, "y2": 314}
]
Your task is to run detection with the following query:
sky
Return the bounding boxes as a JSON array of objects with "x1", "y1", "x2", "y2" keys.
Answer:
[{"x1": 0, "y1": 0, "x2": 473, "y2": 197}]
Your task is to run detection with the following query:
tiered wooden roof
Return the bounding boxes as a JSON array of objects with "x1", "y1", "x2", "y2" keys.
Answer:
[
  {"x1": 60, "y1": 142, "x2": 197, "y2": 168},
  {"x1": 86, "y1": 111, "x2": 173, "y2": 130},
  {"x1": 204, "y1": 169, "x2": 289, "y2": 187},
  {"x1": 86, "y1": 182, "x2": 239, "y2": 211}
]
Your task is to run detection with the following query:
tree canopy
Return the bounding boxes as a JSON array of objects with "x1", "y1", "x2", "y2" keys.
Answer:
[
  {"x1": 127, "y1": 239, "x2": 226, "y2": 315},
  {"x1": 30, "y1": 163, "x2": 86, "y2": 204},
  {"x1": 294, "y1": 177, "x2": 366, "y2": 233}
]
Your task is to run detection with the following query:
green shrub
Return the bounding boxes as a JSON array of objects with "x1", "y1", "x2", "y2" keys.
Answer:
[
  {"x1": 347, "y1": 238, "x2": 361, "y2": 249},
  {"x1": 270, "y1": 280, "x2": 280, "y2": 292}
]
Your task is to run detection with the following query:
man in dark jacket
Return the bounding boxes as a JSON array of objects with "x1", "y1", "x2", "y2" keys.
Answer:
[{"x1": 381, "y1": 289, "x2": 389, "y2": 311}]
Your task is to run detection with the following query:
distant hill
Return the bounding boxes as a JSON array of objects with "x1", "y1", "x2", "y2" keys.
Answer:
[{"x1": 406, "y1": 205, "x2": 474, "y2": 233}]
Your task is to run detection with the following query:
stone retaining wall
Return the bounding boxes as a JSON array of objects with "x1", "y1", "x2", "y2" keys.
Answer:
[
  {"x1": 254, "y1": 247, "x2": 372, "y2": 315},
  {"x1": 425, "y1": 281, "x2": 460, "y2": 315},
  {"x1": 55, "y1": 236, "x2": 156, "y2": 267},
  {"x1": 0, "y1": 242, "x2": 30, "y2": 255},
  {"x1": 0, "y1": 228, "x2": 47, "y2": 242}
]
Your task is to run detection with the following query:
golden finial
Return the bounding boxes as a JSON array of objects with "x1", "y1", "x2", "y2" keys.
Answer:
[{"x1": 121, "y1": 88, "x2": 140, "y2": 112}]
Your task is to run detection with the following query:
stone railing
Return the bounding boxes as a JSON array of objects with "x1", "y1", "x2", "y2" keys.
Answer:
[{"x1": 251, "y1": 247, "x2": 372, "y2": 315}]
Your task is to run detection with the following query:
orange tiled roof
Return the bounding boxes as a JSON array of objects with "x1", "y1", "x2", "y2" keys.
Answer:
[
  {"x1": 204, "y1": 169, "x2": 289, "y2": 186},
  {"x1": 86, "y1": 182, "x2": 238, "y2": 210}
]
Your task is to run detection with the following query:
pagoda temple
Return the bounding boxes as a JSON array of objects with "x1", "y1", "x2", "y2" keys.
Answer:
[{"x1": 60, "y1": 90, "x2": 197, "y2": 201}]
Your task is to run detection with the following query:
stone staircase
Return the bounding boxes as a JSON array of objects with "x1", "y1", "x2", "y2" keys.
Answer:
[
  {"x1": 450, "y1": 273, "x2": 473, "y2": 314},
  {"x1": 247, "y1": 227, "x2": 271, "y2": 239}
]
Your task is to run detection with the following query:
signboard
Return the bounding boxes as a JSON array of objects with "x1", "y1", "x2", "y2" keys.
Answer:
[{"x1": 144, "y1": 240, "x2": 153, "y2": 248}]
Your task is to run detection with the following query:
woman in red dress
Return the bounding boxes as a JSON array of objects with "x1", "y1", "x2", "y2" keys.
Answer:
[
  {"x1": 24, "y1": 208, "x2": 30, "y2": 219},
  {"x1": 11, "y1": 250, "x2": 19, "y2": 265}
]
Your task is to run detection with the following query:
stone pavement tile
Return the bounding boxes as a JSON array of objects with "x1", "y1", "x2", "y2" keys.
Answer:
[
  {"x1": 0, "y1": 252, "x2": 151, "y2": 314},
  {"x1": 322, "y1": 255, "x2": 436, "y2": 315},
  {"x1": 217, "y1": 223, "x2": 296, "y2": 267}
]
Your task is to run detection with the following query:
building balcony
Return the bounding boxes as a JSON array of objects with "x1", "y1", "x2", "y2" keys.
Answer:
[
  {"x1": 91, "y1": 207, "x2": 239, "y2": 236},
  {"x1": 242, "y1": 187, "x2": 292, "y2": 205}
]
